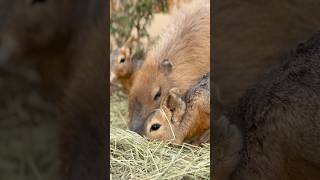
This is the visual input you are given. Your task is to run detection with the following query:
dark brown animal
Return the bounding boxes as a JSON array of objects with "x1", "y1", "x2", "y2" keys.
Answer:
[
  {"x1": 59, "y1": 23, "x2": 107, "y2": 180},
  {"x1": 143, "y1": 73, "x2": 210, "y2": 145},
  {"x1": 0, "y1": 0, "x2": 104, "y2": 99},
  {"x1": 214, "y1": 32, "x2": 320, "y2": 180},
  {"x1": 55, "y1": 1, "x2": 107, "y2": 180},
  {"x1": 0, "y1": 1, "x2": 107, "y2": 179},
  {"x1": 128, "y1": 0, "x2": 210, "y2": 135},
  {"x1": 214, "y1": 0, "x2": 320, "y2": 106}
]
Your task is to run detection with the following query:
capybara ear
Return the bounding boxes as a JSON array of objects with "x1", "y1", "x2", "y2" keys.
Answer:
[
  {"x1": 160, "y1": 94, "x2": 169, "y2": 108},
  {"x1": 159, "y1": 59, "x2": 173, "y2": 74},
  {"x1": 166, "y1": 94, "x2": 178, "y2": 111},
  {"x1": 166, "y1": 89, "x2": 186, "y2": 124}
]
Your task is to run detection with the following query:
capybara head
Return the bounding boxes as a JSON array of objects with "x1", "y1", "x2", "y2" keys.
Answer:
[
  {"x1": 143, "y1": 89, "x2": 186, "y2": 144},
  {"x1": 110, "y1": 46, "x2": 134, "y2": 83},
  {"x1": 128, "y1": 0, "x2": 210, "y2": 134},
  {"x1": 144, "y1": 109, "x2": 176, "y2": 142},
  {"x1": 129, "y1": 58, "x2": 176, "y2": 134}
]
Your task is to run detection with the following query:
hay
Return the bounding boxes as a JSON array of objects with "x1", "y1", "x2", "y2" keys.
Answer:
[{"x1": 110, "y1": 95, "x2": 210, "y2": 179}]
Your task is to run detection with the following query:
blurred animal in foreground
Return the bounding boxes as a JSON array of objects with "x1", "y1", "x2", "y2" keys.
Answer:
[
  {"x1": 0, "y1": 0, "x2": 103, "y2": 99},
  {"x1": 214, "y1": 32, "x2": 320, "y2": 180},
  {"x1": 214, "y1": 0, "x2": 320, "y2": 107},
  {"x1": 59, "y1": 23, "x2": 107, "y2": 180}
]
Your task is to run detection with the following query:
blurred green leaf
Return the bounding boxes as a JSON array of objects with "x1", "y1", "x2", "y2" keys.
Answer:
[{"x1": 110, "y1": 0, "x2": 168, "y2": 46}]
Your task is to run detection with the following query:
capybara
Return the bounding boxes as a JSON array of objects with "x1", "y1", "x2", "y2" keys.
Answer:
[
  {"x1": 128, "y1": 0, "x2": 210, "y2": 135},
  {"x1": 0, "y1": 0, "x2": 104, "y2": 98},
  {"x1": 110, "y1": 47, "x2": 143, "y2": 92},
  {"x1": 214, "y1": 0, "x2": 320, "y2": 106},
  {"x1": 213, "y1": 32, "x2": 320, "y2": 180},
  {"x1": 144, "y1": 73, "x2": 210, "y2": 145},
  {"x1": 110, "y1": 31, "x2": 143, "y2": 93}
]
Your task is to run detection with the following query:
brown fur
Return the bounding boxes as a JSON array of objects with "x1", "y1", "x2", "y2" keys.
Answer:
[
  {"x1": 128, "y1": 0, "x2": 210, "y2": 134},
  {"x1": 57, "y1": 1, "x2": 107, "y2": 179},
  {"x1": 0, "y1": 1, "x2": 107, "y2": 179},
  {"x1": 59, "y1": 22, "x2": 107, "y2": 180},
  {"x1": 214, "y1": 32, "x2": 320, "y2": 180},
  {"x1": 214, "y1": 0, "x2": 320, "y2": 106},
  {"x1": 110, "y1": 46, "x2": 142, "y2": 93},
  {"x1": 143, "y1": 73, "x2": 210, "y2": 145},
  {"x1": 0, "y1": 0, "x2": 104, "y2": 99}
]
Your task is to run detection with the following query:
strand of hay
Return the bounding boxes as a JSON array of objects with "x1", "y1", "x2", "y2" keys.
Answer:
[
  {"x1": 110, "y1": 95, "x2": 210, "y2": 179},
  {"x1": 110, "y1": 127, "x2": 210, "y2": 179}
]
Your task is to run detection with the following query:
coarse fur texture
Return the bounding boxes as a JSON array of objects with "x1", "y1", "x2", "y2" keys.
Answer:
[
  {"x1": 214, "y1": 32, "x2": 320, "y2": 180},
  {"x1": 214, "y1": 0, "x2": 320, "y2": 106},
  {"x1": 128, "y1": 0, "x2": 210, "y2": 134}
]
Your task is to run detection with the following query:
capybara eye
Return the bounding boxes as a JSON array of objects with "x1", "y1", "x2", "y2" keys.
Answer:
[
  {"x1": 154, "y1": 89, "x2": 161, "y2": 101},
  {"x1": 119, "y1": 58, "x2": 125, "y2": 63},
  {"x1": 150, "y1": 123, "x2": 161, "y2": 132}
]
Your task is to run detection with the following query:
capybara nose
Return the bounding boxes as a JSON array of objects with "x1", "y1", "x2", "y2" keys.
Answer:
[{"x1": 128, "y1": 119, "x2": 144, "y2": 135}]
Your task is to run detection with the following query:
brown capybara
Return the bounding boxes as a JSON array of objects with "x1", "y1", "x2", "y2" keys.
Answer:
[
  {"x1": 213, "y1": 32, "x2": 320, "y2": 180},
  {"x1": 143, "y1": 73, "x2": 210, "y2": 145},
  {"x1": 128, "y1": 0, "x2": 210, "y2": 135},
  {"x1": 58, "y1": 23, "x2": 107, "y2": 180},
  {"x1": 110, "y1": 47, "x2": 143, "y2": 93},
  {"x1": 110, "y1": 31, "x2": 143, "y2": 93},
  {"x1": 0, "y1": 0, "x2": 104, "y2": 99},
  {"x1": 214, "y1": 0, "x2": 320, "y2": 107}
]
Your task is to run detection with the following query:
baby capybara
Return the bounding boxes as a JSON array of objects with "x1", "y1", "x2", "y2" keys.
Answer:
[
  {"x1": 214, "y1": 0, "x2": 320, "y2": 106},
  {"x1": 128, "y1": 0, "x2": 210, "y2": 135},
  {"x1": 144, "y1": 73, "x2": 210, "y2": 145},
  {"x1": 214, "y1": 32, "x2": 320, "y2": 180}
]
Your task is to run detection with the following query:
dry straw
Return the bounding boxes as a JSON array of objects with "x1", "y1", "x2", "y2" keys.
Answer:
[{"x1": 110, "y1": 95, "x2": 210, "y2": 179}]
